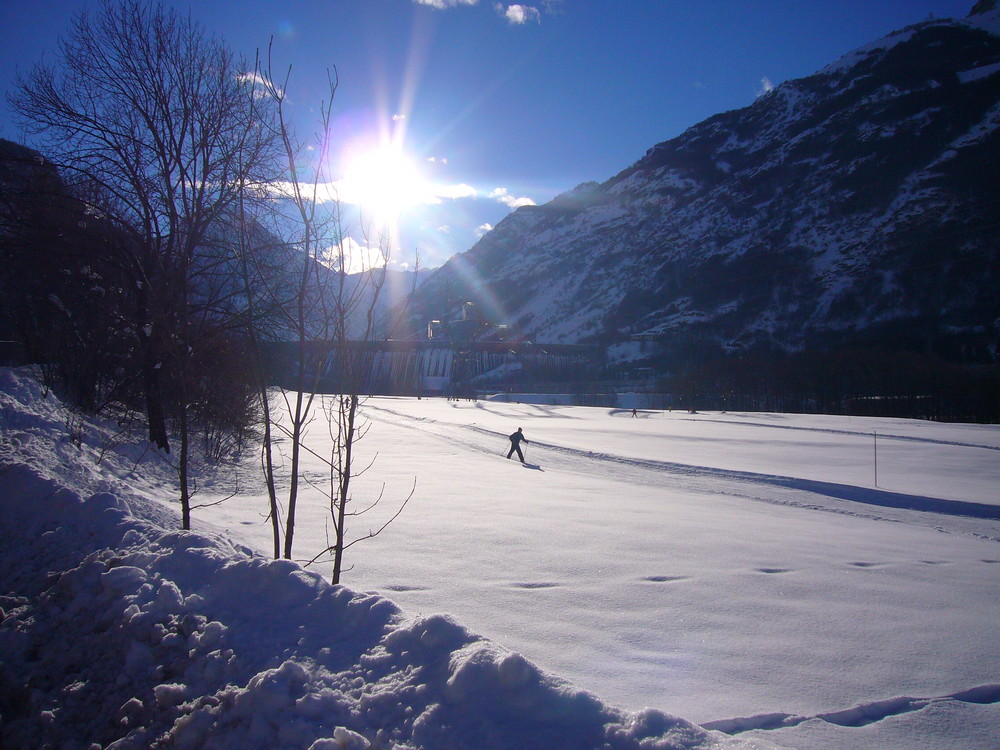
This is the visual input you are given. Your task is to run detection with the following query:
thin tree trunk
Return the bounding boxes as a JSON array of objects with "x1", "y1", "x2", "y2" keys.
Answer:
[
  {"x1": 283, "y1": 386, "x2": 306, "y2": 559},
  {"x1": 179, "y1": 406, "x2": 191, "y2": 529},
  {"x1": 259, "y1": 389, "x2": 281, "y2": 558},
  {"x1": 331, "y1": 392, "x2": 358, "y2": 585},
  {"x1": 136, "y1": 280, "x2": 170, "y2": 452}
]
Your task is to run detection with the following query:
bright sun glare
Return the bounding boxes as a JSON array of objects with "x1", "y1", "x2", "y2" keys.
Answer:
[{"x1": 341, "y1": 146, "x2": 428, "y2": 222}]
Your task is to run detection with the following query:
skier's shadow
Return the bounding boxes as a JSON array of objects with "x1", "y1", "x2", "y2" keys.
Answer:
[{"x1": 521, "y1": 463, "x2": 543, "y2": 471}]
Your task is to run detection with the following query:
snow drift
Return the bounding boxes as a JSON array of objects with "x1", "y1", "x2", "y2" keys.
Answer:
[{"x1": 0, "y1": 367, "x2": 774, "y2": 749}]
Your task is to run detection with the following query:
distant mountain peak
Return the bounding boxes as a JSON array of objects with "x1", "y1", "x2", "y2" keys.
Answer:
[
  {"x1": 970, "y1": 0, "x2": 998, "y2": 17},
  {"x1": 406, "y1": 15, "x2": 1000, "y2": 368}
]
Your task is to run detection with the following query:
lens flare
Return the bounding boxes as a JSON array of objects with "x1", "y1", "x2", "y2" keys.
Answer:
[{"x1": 341, "y1": 145, "x2": 428, "y2": 223}]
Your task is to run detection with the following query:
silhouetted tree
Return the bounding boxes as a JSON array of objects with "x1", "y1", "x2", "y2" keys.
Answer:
[
  {"x1": 247, "y1": 50, "x2": 414, "y2": 580},
  {"x1": 10, "y1": 0, "x2": 280, "y2": 528}
]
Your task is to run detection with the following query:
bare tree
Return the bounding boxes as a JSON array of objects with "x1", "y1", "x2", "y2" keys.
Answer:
[
  {"x1": 249, "y1": 58, "x2": 341, "y2": 561},
  {"x1": 10, "y1": 0, "x2": 280, "y2": 528},
  {"x1": 321, "y1": 250, "x2": 418, "y2": 584},
  {"x1": 247, "y1": 50, "x2": 414, "y2": 579}
]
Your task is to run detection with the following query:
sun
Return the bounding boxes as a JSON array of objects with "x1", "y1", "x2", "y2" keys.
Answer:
[{"x1": 340, "y1": 145, "x2": 428, "y2": 222}]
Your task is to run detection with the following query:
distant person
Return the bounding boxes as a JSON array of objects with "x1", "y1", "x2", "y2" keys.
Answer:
[
  {"x1": 507, "y1": 427, "x2": 528, "y2": 463},
  {"x1": 631, "y1": 408, "x2": 638, "y2": 418}
]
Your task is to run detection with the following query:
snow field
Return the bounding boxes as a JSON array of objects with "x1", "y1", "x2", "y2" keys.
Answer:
[
  {"x1": 0, "y1": 368, "x2": 777, "y2": 749},
  {"x1": 3, "y1": 366, "x2": 999, "y2": 748},
  {"x1": 202, "y1": 395, "x2": 1000, "y2": 748}
]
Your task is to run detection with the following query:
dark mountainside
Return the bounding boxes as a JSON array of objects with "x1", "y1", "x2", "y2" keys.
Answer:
[
  {"x1": 405, "y1": 12, "x2": 1000, "y2": 385},
  {"x1": 0, "y1": 137, "x2": 418, "y2": 353}
]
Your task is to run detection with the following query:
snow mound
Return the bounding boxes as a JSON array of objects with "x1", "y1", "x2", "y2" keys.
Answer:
[{"x1": 0, "y1": 368, "x2": 777, "y2": 749}]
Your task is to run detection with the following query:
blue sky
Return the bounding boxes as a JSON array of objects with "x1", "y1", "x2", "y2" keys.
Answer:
[{"x1": 0, "y1": 0, "x2": 978, "y2": 268}]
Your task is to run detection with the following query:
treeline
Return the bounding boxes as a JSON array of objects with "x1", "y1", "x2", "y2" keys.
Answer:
[
  {"x1": 0, "y1": 139, "x2": 266, "y2": 457},
  {"x1": 665, "y1": 348, "x2": 1000, "y2": 423}
]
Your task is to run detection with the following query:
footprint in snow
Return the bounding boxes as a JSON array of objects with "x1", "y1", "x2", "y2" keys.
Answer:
[
  {"x1": 755, "y1": 567, "x2": 793, "y2": 574},
  {"x1": 643, "y1": 575, "x2": 690, "y2": 583},
  {"x1": 511, "y1": 581, "x2": 560, "y2": 590}
]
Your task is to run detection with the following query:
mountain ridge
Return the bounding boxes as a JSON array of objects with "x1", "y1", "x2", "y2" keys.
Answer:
[{"x1": 405, "y1": 11, "x2": 1000, "y2": 368}]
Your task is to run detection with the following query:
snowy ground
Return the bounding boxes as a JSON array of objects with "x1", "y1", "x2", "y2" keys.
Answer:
[{"x1": 2, "y1": 367, "x2": 999, "y2": 748}]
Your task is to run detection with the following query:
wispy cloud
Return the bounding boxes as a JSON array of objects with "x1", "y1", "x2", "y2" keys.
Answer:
[
  {"x1": 415, "y1": 0, "x2": 546, "y2": 25},
  {"x1": 489, "y1": 187, "x2": 535, "y2": 208},
  {"x1": 414, "y1": 0, "x2": 478, "y2": 8},
  {"x1": 268, "y1": 179, "x2": 479, "y2": 208},
  {"x1": 757, "y1": 76, "x2": 775, "y2": 97},
  {"x1": 269, "y1": 180, "x2": 534, "y2": 228},
  {"x1": 236, "y1": 71, "x2": 279, "y2": 98},
  {"x1": 475, "y1": 223, "x2": 494, "y2": 237},
  {"x1": 497, "y1": 3, "x2": 540, "y2": 24},
  {"x1": 430, "y1": 183, "x2": 478, "y2": 202},
  {"x1": 320, "y1": 234, "x2": 385, "y2": 274}
]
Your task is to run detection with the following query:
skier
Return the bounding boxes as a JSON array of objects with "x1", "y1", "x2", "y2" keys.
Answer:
[{"x1": 507, "y1": 427, "x2": 528, "y2": 463}]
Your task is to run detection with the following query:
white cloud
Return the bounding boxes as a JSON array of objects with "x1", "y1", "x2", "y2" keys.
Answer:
[
  {"x1": 475, "y1": 223, "x2": 494, "y2": 237},
  {"x1": 489, "y1": 187, "x2": 535, "y2": 208},
  {"x1": 269, "y1": 179, "x2": 479, "y2": 208},
  {"x1": 757, "y1": 76, "x2": 774, "y2": 97},
  {"x1": 392, "y1": 113, "x2": 407, "y2": 121},
  {"x1": 416, "y1": 0, "x2": 545, "y2": 25},
  {"x1": 498, "y1": 3, "x2": 541, "y2": 24},
  {"x1": 431, "y1": 183, "x2": 478, "y2": 202},
  {"x1": 236, "y1": 71, "x2": 278, "y2": 99},
  {"x1": 414, "y1": 0, "x2": 478, "y2": 8},
  {"x1": 321, "y1": 235, "x2": 386, "y2": 274}
]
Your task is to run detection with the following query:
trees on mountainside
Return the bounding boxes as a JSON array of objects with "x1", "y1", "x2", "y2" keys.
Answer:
[
  {"x1": 0, "y1": 142, "x2": 138, "y2": 412},
  {"x1": 4, "y1": 0, "x2": 414, "y2": 578},
  {"x1": 9, "y1": 0, "x2": 278, "y2": 529}
]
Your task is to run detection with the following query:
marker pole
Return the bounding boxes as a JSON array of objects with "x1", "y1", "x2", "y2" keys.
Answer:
[{"x1": 874, "y1": 431, "x2": 878, "y2": 488}]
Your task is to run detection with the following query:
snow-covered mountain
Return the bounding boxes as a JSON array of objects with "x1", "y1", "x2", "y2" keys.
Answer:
[
  {"x1": 407, "y1": 11, "x2": 1000, "y2": 360},
  {"x1": 0, "y1": 136, "x2": 421, "y2": 350}
]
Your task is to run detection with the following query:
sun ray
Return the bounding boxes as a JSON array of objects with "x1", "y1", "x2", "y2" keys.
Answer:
[
  {"x1": 341, "y1": 144, "x2": 428, "y2": 221},
  {"x1": 448, "y1": 252, "x2": 508, "y2": 331}
]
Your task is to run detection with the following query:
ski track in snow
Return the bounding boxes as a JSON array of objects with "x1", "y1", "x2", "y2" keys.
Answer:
[
  {"x1": 366, "y1": 405, "x2": 1000, "y2": 534},
  {"x1": 703, "y1": 682, "x2": 1000, "y2": 735},
  {"x1": 6, "y1": 368, "x2": 996, "y2": 748},
  {"x1": 365, "y1": 402, "x2": 1000, "y2": 741},
  {"x1": 677, "y1": 416, "x2": 1000, "y2": 453}
]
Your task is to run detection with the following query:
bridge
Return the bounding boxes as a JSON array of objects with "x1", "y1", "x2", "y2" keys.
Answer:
[{"x1": 266, "y1": 339, "x2": 602, "y2": 396}]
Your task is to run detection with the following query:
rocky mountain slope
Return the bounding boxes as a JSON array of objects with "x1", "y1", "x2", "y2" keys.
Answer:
[{"x1": 406, "y1": 10, "x2": 1000, "y2": 364}]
